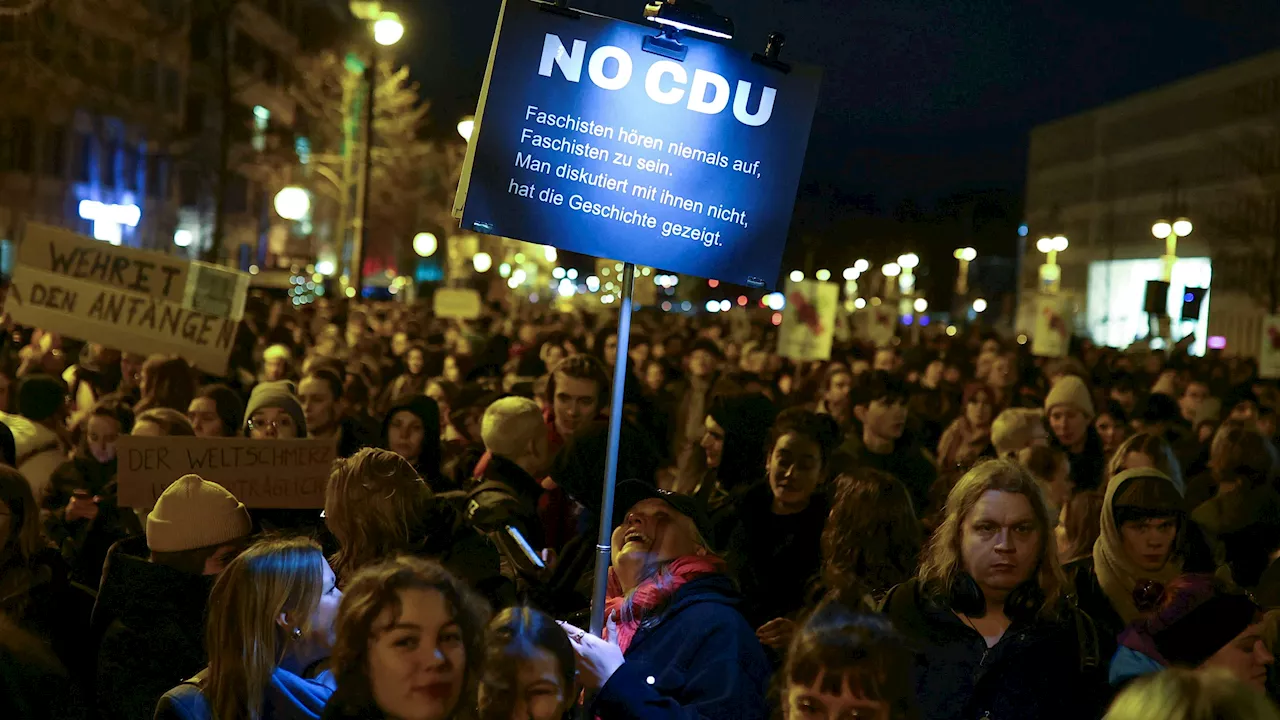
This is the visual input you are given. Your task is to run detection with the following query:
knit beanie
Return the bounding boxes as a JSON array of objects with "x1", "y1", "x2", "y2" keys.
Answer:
[
  {"x1": 244, "y1": 381, "x2": 308, "y2": 437},
  {"x1": 18, "y1": 374, "x2": 67, "y2": 422},
  {"x1": 1045, "y1": 375, "x2": 1094, "y2": 418},
  {"x1": 146, "y1": 474, "x2": 253, "y2": 553}
]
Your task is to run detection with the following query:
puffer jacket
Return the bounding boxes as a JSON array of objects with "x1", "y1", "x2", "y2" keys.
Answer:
[{"x1": 0, "y1": 412, "x2": 67, "y2": 502}]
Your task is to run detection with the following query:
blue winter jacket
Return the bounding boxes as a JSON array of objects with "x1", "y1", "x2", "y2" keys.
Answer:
[
  {"x1": 153, "y1": 667, "x2": 336, "y2": 720},
  {"x1": 592, "y1": 574, "x2": 772, "y2": 720}
]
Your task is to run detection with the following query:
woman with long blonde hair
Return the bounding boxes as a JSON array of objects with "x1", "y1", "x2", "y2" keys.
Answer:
[
  {"x1": 883, "y1": 459, "x2": 1105, "y2": 720},
  {"x1": 154, "y1": 537, "x2": 343, "y2": 720}
]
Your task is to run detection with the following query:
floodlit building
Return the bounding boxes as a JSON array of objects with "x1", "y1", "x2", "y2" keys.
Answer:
[{"x1": 1023, "y1": 48, "x2": 1280, "y2": 357}]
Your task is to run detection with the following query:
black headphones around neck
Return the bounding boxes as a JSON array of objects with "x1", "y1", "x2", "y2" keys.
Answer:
[{"x1": 948, "y1": 571, "x2": 1045, "y2": 622}]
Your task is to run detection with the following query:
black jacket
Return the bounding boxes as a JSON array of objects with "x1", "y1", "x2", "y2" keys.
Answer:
[
  {"x1": 835, "y1": 431, "x2": 937, "y2": 517},
  {"x1": 884, "y1": 578, "x2": 1106, "y2": 720},
  {"x1": 92, "y1": 537, "x2": 215, "y2": 720},
  {"x1": 723, "y1": 481, "x2": 828, "y2": 631},
  {"x1": 43, "y1": 454, "x2": 141, "y2": 587},
  {"x1": 1055, "y1": 426, "x2": 1106, "y2": 493},
  {"x1": 591, "y1": 574, "x2": 772, "y2": 720}
]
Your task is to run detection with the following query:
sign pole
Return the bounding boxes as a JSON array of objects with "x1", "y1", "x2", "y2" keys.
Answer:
[{"x1": 589, "y1": 261, "x2": 636, "y2": 637}]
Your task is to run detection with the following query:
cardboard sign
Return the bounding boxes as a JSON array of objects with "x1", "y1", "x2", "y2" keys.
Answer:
[
  {"x1": 8, "y1": 225, "x2": 247, "y2": 374},
  {"x1": 117, "y1": 436, "x2": 337, "y2": 510},
  {"x1": 867, "y1": 304, "x2": 897, "y2": 348},
  {"x1": 776, "y1": 280, "x2": 838, "y2": 361},
  {"x1": 433, "y1": 287, "x2": 483, "y2": 320},
  {"x1": 1260, "y1": 315, "x2": 1280, "y2": 378},
  {"x1": 456, "y1": 0, "x2": 821, "y2": 288},
  {"x1": 1033, "y1": 293, "x2": 1070, "y2": 358}
]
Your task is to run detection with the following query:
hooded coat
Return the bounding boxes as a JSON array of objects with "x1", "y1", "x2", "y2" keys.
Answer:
[
  {"x1": 93, "y1": 537, "x2": 216, "y2": 720},
  {"x1": 591, "y1": 574, "x2": 771, "y2": 720},
  {"x1": 381, "y1": 396, "x2": 443, "y2": 488}
]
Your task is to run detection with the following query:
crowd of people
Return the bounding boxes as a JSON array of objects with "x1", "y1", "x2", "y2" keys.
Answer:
[{"x1": 0, "y1": 292, "x2": 1278, "y2": 719}]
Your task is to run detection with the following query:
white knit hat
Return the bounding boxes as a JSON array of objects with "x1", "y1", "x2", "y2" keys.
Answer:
[
  {"x1": 146, "y1": 474, "x2": 253, "y2": 553},
  {"x1": 1044, "y1": 375, "x2": 1095, "y2": 419}
]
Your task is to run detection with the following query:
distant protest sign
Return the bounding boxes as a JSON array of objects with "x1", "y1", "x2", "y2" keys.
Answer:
[
  {"x1": 117, "y1": 436, "x2": 337, "y2": 510},
  {"x1": 8, "y1": 224, "x2": 249, "y2": 375},
  {"x1": 1260, "y1": 315, "x2": 1280, "y2": 378},
  {"x1": 776, "y1": 280, "x2": 838, "y2": 361},
  {"x1": 1033, "y1": 294, "x2": 1070, "y2": 358},
  {"x1": 456, "y1": 0, "x2": 821, "y2": 287},
  {"x1": 433, "y1": 287, "x2": 483, "y2": 320},
  {"x1": 866, "y1": 304, "x2": 898, "y2": 348}
]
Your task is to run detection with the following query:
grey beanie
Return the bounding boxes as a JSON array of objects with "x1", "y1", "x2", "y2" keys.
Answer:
[{"x1": 244, "y1": 381, "x2": 308, "y2": 437}]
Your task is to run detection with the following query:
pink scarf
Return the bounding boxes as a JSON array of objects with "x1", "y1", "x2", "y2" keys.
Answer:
[{"x1": 603, "y1": 555, "x2": 726, "y2": 653}]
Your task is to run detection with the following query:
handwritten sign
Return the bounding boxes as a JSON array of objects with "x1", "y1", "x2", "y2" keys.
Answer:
[
  {"x1": 8, "y1": 224, "x2": 248, "y2": 374},
  {"x1": 117, "y1": 436, "x2": 337, "y2": 509},
  {"x1": 776, "y1": 279, "x2": 838, "y2": 361}
]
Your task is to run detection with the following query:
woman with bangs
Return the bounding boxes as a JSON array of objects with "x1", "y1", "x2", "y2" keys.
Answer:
[
  {"x1": 883, "y1": 459, "x2": 1105, "y2": 720},
  {"x1": 478, "y1": 606, "x2": 576, "y2": 720},
  {"x1": 154, "y1": 537, "x2": 343, "y2": 719},
  {"x1": 779, "y1": 601, "x2": 918, "y2": 720}
]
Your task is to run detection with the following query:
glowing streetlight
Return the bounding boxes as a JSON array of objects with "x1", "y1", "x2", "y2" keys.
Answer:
[
  {"x1": 854, "y1": 259, "x2": 869, "y2": 273},
  {"x1": 457, "y1": 116, "x2": 475, "y2": 142},
  {"x1": 543, "y1": 245, "x2": 557, "y2": 263},
  {"x1": 373, "y1": 13, "x2": 404, "y2": 46},
  {"x1": 815, "y1": 268, "x2": 831, "y2": 282},
  {"x1": 842, "y1": 267, "x2": 858, "y2": 281},
  {"x1": 413, "y1": 232, "x2": 438, "y2": 258},
  {"x1": 1153, "y1": 217, "x2": 1193, "y2": 282},
  {"x1": 913, "y1": 298, "x2": 929, "y2": 313},
  {"x1": 898, "y1": 253, "x2": 919, "y2": 269},
  {"x1": 882, "y1": 263, "x2": 901, "y2": 278},
  {"x1": 954, "y1": 247, "x2": 976, "y2": 295},
  {"x1": 472, "y1": 252, "x2": 492, "y2": 273},
  {"x1": 173, "y1": 229, "x2": 193, "y2": 247},
  {"x1": 789, "y1": 270, "x2": 804, "y2": 283},
  {"x1": 1036, "y1": 235, "x2": 1068, "y2": 293},
  {"x1": 316, "y1": 260, "x2": 336, "y2": 276},
  {"x1": 854, "y1": 298, "x2": 867, "y2": 309},
  {"x1": 273, "y1": 186, "x2": 310, "y2": 221},
  {"x1": 973, "y1": 298, "x2": 988, "y2": 313}
]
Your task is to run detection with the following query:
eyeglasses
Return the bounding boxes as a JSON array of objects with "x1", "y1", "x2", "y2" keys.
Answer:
[{"x1": 248, "y1": 417, "x2": 294, "y2": 431}]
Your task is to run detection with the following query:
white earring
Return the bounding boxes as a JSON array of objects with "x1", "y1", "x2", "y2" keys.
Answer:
[{"x1": 291, "y1": 627, "x2": 303, "y2": 640}]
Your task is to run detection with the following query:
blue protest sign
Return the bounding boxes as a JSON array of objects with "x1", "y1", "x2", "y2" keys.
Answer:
[{"x1": 457, "y1": 0, "x2": 821, "y2": 288}]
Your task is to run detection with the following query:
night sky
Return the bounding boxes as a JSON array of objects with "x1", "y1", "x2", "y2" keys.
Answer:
[{"x1": 400, "y1": 0, "x2": 1280, "y2": 207}]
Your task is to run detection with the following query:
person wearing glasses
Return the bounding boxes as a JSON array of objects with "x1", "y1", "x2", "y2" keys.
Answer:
[{"x1": 243, "y1": 381, "x2": 308, "y2": 440}]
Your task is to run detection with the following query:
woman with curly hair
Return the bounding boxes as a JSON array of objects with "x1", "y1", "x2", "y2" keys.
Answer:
[{"x1": 819, "y1": 468, "x2": 922, "y2": 611}]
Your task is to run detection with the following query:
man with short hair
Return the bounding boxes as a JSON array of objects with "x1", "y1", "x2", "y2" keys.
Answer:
[
  {"x1": 548, "y1": 354, "x2": 609, "y2": 442},
  {"x1": 475, "y1": 397, "x2": 555, "y2": 556},
  {"x1": 94, "y1": 474, "x2": 252, "y2": 720},
  {"x1": 836, "y1": 371, "x2": 936, "y2": 516}
]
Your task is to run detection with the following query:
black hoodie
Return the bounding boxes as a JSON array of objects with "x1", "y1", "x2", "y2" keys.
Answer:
[
  {"x1": 381, "y1": 396, "x2": 444, "y2": 489},
  {"x1": 92, "y1": 537, "x2": 215, "y2": 720}
]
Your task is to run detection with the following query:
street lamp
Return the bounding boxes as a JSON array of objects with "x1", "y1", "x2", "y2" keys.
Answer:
[
  {"x1": 954, "y1": 247, "x2": 976, "y2": 295},
  {"x1": 815, "y1": 268, "x2": 831, "y2": 282},
  {"x1": 854, "y1": 259, "x2": 869, "y2": 273},
  {"x1": 373, "y1": 13, "x2": 405, "y2": 46},
  {"x1": 457, "y1": 116, "x2": 475, "y2": 142},
  {"x1": 413, "y1": 232, "x2": 438, "y2": 258},
  {"x1": 1152, "y1": 217, "x2": 1192, "y2": 282},
  {"x1": 353, "y1": 12, "x2": 403, "y2": 297},
  {"x1": 913, "y1": 298, "x2": 929, "y2": 313},
  {"x1": 473, "y1": 252, "x2": 493, "y2": 273},
  {"x1": 882, "y1": 262, "x2": 902, "y2": 277},
  {"x1": 1036, "y1": 235, "x2": 1068, "y2": 293},
  {"x1": 973, "y1": 298, "x2": 988, "y2": 313},
  {"x1": 273, "y1": 186, "x2": 310, "y2": 221},
  {"x1": 789, "y1": 270, "x2": 804, "y2": 283}
]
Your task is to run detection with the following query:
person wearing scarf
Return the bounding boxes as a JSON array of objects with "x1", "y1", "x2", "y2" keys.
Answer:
[
  {"x1": 1069, "y1": 467, "x2": 1212, "y2": 687},
  {"x1": 559, "y1": 480, "x2": 770, "y2": 720}
]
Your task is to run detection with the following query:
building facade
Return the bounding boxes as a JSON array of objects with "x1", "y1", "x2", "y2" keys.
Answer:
[{"x1": 1024, "y1": 48, "x2": 1280, "y2": 357}]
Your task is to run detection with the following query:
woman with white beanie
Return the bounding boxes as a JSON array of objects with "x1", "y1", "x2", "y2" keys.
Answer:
[{"x1": 1046, "y1": 375, "x2": 1106, "y2": 492}]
